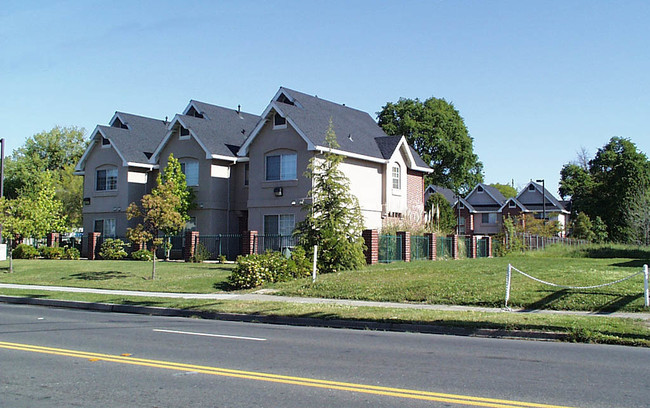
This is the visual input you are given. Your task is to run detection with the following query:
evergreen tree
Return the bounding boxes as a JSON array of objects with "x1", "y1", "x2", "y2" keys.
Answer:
[{"x1": 295, "y1": 120, "x2": 366, "y2": 274}]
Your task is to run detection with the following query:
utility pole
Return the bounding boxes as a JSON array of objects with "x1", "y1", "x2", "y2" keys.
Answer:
[{"x1": 536, "y1": 179, "x2": 546, "y2": 224}]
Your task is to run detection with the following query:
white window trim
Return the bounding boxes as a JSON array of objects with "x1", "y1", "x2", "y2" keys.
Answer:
[
  {"x1": 179, "y1": 126, "x2": 191, "y2": 140},
  {"x1": 180, "y1": 158, "x2": 199, "y2": 187},
  {"x1": 101, "y1": 137, "x2": 111, "y2": 148},
  {"x1": 96, "y1": 167, "x2": 118, "y2": 192},
  {"x1": 272, "y1": 113, "x2": 287, "y2": 130}
]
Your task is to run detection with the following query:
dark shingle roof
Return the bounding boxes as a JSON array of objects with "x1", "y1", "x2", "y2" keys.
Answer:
[
  {"x1": 103, "y1": 112, "x2": 168, "y2": 164},
  {"x1": 181, "y1": 101, "x2": 260, "y2": 158},
  {"x1": 517, "y1": 182, "x2": 567, "y2": 213},
  {"x1": 426, "y1": 184, "x2": 456, "y2": 204}
]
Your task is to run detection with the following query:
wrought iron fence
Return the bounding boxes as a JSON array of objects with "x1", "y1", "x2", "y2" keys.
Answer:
[
  {"x1": 410, "y1": 235, "x2": 429, "y2": 261},
  {"x1": 477, "y1": 237, "x2": 489, "y2": 258},
  {"x1": 199, "y1": 234, "x2": 242, "y2": 260},
  {"x1": 437, "y1": 236, "x2": 454, "y2": 259},
  {"x1": 378, "y1": 235, "x2": 402, "y2": 263},
  {"x1": 254, "y1": 234, "x2": 300, "y2": 255},
  {"x1": 504, "y1": 233, "x2": 588, "y2": 252}
]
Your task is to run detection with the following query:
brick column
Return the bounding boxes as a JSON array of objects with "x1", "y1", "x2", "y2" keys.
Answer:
[
  {"x1": 487, "y1": 236, "x2": 493, "y2": 258},
  {"x1": 397, "y1": 231, "x2": 411, "y2": 262},
  {"x1": 362, "y1": 229, "x2": 379, "y2": 265},
  {"x1": 471, "y1": 235, "x2": 478, "y2": 259},
  {"x1": 241, "y1": 230, "x2": 258, "y2": 256},
  {"x1": 449, "y1": 234, "x2": 459, "y2": 260},
  {"x1": 47, "y1": 232, "x2": 60, "y2": 248},
  {"x1": 87, "y1": 232, "x2": 101, "y2": 260},
  {"x1": 184, "y1": 230, "x2": 200, "y2": 261},
  {"x1": 424, "y1": 233, "x2": 436, "y2": 261}
]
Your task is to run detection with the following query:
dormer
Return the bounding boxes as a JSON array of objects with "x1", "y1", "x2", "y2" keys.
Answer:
[
  {"x1": 110, "y1": 116, "x2": 129, "y2": 129},
  {"x1": 276, "y1": 93, "x2": 295, "y2": 106},
  {"x1": 186, "y1": 106, "x2": 204, "y2": 118}
]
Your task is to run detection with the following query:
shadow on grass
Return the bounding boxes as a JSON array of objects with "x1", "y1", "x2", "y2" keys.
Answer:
[
  {"x1": 524, "y1": 289, "x2": 571, "y2": 311},
  {"x1": 65, "y1": 271, "x2": 132, "y2": 281},
  {"x1": 612, "y1": 260, "x2": 650, "y2": 268},
  {"x1": 583, "y1": 246, "x2": 650, "y2": 260}
]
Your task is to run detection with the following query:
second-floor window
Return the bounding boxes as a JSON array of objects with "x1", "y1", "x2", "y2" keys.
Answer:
[
  {"x1": 392, "y1": 164, "x2": 401, "y2": 190},
  {"x1": 180, "y1": 159, "x2": 199, "y2": 186},
  {"x1": 482, "y1": 213, "x2": 497, "y2": 224},
  {"x1": 96, "y1": 168, "x2": 117, "y2": 191},
  {"x1": 266, "y1": 153, "x2": 296, "y2": 181}
]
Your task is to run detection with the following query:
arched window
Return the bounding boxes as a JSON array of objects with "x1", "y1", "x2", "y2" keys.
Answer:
[{"x1": 392, "y1": 164, "x2": 401, "y2": 190}]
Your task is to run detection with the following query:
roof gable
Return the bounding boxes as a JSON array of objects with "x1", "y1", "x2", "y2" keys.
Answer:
[
  {"x1": 465, "y1": 183, "x2": 506, "y2": 208},
  {"x1": 516, "y1": 182, "x2": 568, "y2": 213}
]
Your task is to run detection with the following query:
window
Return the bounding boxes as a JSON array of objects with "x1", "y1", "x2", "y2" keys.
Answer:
[
  {"x1": 179, "y1": 125, "x2": 190, "y2": 140},
  {"x1": 458, "y1": 216, "x2": 466, "y2": 235},
  {"x1": 264, "y1": 214, "x2": 295, "y2": 235},
  {"x1": 185, "y1": 217, "x2": 197, "y2": 231},
  {"x1": 94, "y1": 218, "x2": 116, "y2": 238},
  {"x1": 482, "y1": 213, "x2": 497, "y2": 224},
  {"x1": 180, "y1": 159, "x2": 199, "y2": 186},
  {"x1": 101, "y1": 137, "x2": 110, "y2": 147},
  {"x1": 244, "y1": 163, "x2": 249, "y2": 186},
  {"x1": 477, "y1": 185, "x2": 484, "y2": 193},
  {"x1": 273, "y1": 112, "x2": 287, "y2": 129},
  {"x1": 392, "y1": 164, "x2": 401, "y2": 190},
  {"x1": 459, "y1": 202, "x2": 465, "y2": 209},
  {"x1": 266, "y1": 153, "x2": 297, "y2": 181},
  {"x1": 509, "y1": 201, "x2": 516, "y2": 208},
  {"x1": 96, "y1": 168, "x2": 118, "y2": 191},
  {"x1": 529, "y1": 184, "x2": 536, "y2": 191}
]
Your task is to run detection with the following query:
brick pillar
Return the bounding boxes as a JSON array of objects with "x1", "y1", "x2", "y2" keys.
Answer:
[
  {"x1": 487, "y1": 236, "x2": 493, "y2": 258},
  {"x1": 449, "y1": 234, "x2": 459, "y2": 260},
  {"x1": 184, "y1": 230, "x2": 200, "y2": 261},
  {"x1": 471, "y1": 235, "x2": 478, "y2": 259},
  {"x1": 424, "y1": 233, "x2": 436, "y2": 261},
  {"x1": 362, "y1": 229, "x2": 379, "y2": 265},
  {"x1": 47, "y1": 232, "x2": 60, "y2": 248},
  {"x1": 397, "y1": 231, "x2": 411, "y2": 262},
  {"x1": 87, "y1": 232, "x2": 101, "y2": 260},
  {"x1": 242, "y1": 230, "x2": 258, "y2": 256}
]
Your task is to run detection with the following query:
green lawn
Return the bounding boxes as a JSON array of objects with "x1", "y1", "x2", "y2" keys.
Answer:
[
  {"x1": 0, "y1": 260, "x2": 234, "y2": 293},
  {"x1": 1, "y1": 245, "x2": 650, "y2": 346}
]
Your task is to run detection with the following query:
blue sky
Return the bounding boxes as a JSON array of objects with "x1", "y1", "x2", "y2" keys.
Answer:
[{"x1": 2, "y1": 0, "x2": 649, "y2": 196}]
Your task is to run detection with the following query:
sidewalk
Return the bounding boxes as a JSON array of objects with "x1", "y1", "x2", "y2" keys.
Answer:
[{"x1": 2, "y1": 283, "x2": 649, "y2": 321}]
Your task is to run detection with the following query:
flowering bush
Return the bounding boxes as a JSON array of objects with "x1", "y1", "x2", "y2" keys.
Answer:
[{"x1": 227, "y1": 248, "x2": 311, "y2": 289}]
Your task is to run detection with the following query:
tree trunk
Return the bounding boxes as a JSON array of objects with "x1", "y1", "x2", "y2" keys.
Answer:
[
  {"x1": 8, "y1": 236, "x2": 13, "y2": 273},
  {"x1": 151, "y1": 246, "x2": 157, "y2": 280}
]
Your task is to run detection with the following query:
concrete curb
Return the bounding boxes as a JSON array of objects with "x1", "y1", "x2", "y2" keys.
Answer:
[{"x1": 0, "y1": 295, "x2": 567, "y2": 342}]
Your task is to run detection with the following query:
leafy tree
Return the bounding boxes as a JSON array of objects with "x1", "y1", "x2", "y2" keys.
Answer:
[
  {"x1": 425, "y1": 192, "x2": 456, "y2": 233},
  {"x1": 127, "y1": 178, "x2": 185, "y2": 279},
  {"x1": 592, "y1": 216, "x2": 608, "y2": 244},
  {"x1": 295, "y1": 120, "x2": 366, "y2": 274},
  {"x1": 626, "y1": 185, "x2": 650, "y2": 246},
  {"x1": 156, "y1": 154, "x2": 195, "y2": 259},
  {"x1": 559, "y1": 137, "x2": 650, "y2": 243},
  {"x1": 490, "y1": 183, "x2": 517, "y2": 199},
  {"x1": 570, "y1": 212, "x2": 595, "y2": 241},
  {"x1": 377, "y1": 97, "x2": 483, "y2": 193}
]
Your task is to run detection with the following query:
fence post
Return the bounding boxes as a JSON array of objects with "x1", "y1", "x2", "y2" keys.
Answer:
[
  {"x1": 87, "y1": 232, "x2": 101, "y2": 260},
  {"x1": 312, "y1": 245, "x2": 318, "y2": 282},
  {"x1": 362, "y1": 229, "x2": 378, "y2": 265},
  {"x1": 643, "y1": 264, "x2": 650, "y2": 307},
  {"x1": 471, "y1": 235, "x2": 478, "y2": 259},
  {"x1": 241, "y1": 230, "x2": 258, "y2": 256},
  {"x1": 450, "y1": 234, "x2": 459, "y2": 260},
  {"x1": 425, "y1": 233, "x2": 436, "y2": 261},
  {"x1": 397, "y1": 231, "x2": 410, "y2": 262},
  {"x1": 505, "y1": 264, "x2": 512, "y2": 309},
  {"x1": 487, "y1": 236, "x2": 493, "y2": 258},
  {"x1": 47, "y1": 232, "x2": 60, "y2": 248},
  {"x1": 184, "y1": 230, "x2": 199, "y2": 262}
]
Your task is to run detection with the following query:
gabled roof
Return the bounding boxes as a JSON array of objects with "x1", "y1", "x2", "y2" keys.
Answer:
[
  {"x1": 425, "y1": 184, "x2": 456, "y2": 204},
  {"x1": 517, "y1": 181, "x2": 569, "y2": 213},
  {"x1": 75, "y1": 112, "x2": 168, "y2": 173},
  {"x1": 151, "y1": 101, "x2": 260, "y2": 162},
  {"x1": 463, "y1": 183, "x2": 506, "y2": 212},
  {"x1": 498, "y1": 197, "x2": 529, "y2": 212},
  {"x1": 239, "y1": 87, "x2": 431, "y2": 173}
]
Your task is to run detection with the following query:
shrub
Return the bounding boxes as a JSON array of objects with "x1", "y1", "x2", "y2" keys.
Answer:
[
  {"x1": 99, "y1": 238, "x2": 128, "y2": 260},
  {"x1": 227, "y1": 248, "x2": 312, "y2": 289},
  {"x1": 12, "y1": 244, "x2": 39, "y2": 259},
  {"x1": 42, "y1": 246, "x2": 65, "y2": 260},
  {"x1": 63, "y1": 247, "x2": 80, "y2": 260},
  {"x1": 131, "y1": 249, "x2": 153, "y2": 261},
  {"x1": 189, "y1": 243, "x2": 210, "y2": 263}
]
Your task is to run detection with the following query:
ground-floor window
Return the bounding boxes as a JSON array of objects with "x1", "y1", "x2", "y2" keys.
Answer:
[
  {"x1": 263, "y1": 214, "x2": 295, "y2": 236},
  {"x1": 94, "y1": 218, "x2": 116, "y2": 238}
]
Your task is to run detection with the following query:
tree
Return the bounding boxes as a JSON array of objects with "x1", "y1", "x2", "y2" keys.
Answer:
[
  {"x1": 4, "y1": 126, "x2": 87, "y2": 228},
  {"x1": 490, "y1": 183, "x2": 517, "y2": 199},
  {"x1": 127, "y1": 179, "x2": 185, "y2": 279},
  {"x1": 570, "y1": 212, "x2": 595, "y2": 242},
  {"x1": 377, "y1": 97, "x2": 483, "y2": 193},
  {"x1": 626, "y1": 185, "x2": 650, "y2": 246},
  {"x1": 559, "y1": 137, "x2": 650, "y2": 243},
  {"x1": 425, "y1": 193, "x2": 456, "y2": 233},
  {"x1": 156, "y1": 154, "x2": 195, "y2": 259},
  {"x1": 295, "y1": 120, "x2": 366, "y2": 274}
]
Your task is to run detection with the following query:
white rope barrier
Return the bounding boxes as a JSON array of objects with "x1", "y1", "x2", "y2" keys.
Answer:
[{"x1": 505, "y1": 264, "x2": 650, "y2": 308}]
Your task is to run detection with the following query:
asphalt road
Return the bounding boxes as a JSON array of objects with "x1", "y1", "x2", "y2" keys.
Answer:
[{"x1": 1, "y1": 303, "x2": 648, "y2": 408}]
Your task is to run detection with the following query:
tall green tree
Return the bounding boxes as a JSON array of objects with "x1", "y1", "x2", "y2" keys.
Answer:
[
  {"x1": 4, "y1": 126, "x2": 87, "y2": 228},
  {"x1": 157, "y1": 153, "x2": 194, "y2": 223},
  {"x1": 295, "y1": 120, "x2": 366, "y2": 274},
  {"x1": 377, "y1": 97, "x2": 483, "y2": 193},
  {"x1": 127, "y1": 178, "x2": 185, "y2": 279},
  {"x1": 425, "y1": 192, "x2": 456, "y2": 233},
  {"x1": 560, "y1": 137, "x2": 650, "y2": 243},
  {"x1": 626, "y1": 184, "x2": 650, "y2": 246}
]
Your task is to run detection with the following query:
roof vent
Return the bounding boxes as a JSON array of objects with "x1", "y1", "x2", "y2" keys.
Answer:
[{"x1": 348, "y1": 133, "x2": 353, "y2": 142}]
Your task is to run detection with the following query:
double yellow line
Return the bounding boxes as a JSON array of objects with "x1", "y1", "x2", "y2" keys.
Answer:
[{"x1": 0, "y1": 341, "x2": 575, "y2": 408}]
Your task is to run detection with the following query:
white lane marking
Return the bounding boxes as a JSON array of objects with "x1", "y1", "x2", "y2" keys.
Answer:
[{"x1": 153, "y1": 329, "x2": 266, "y2": 342}]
